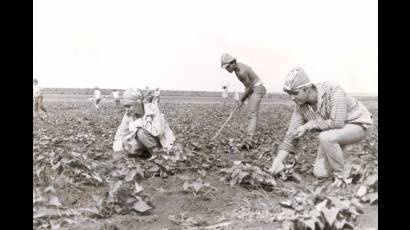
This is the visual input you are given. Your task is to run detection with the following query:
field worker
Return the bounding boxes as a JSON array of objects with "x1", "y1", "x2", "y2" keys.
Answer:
[
  {"x1": 221, "y1": 53, "x2": 267, "y2": 139},
  {"x1": 222, "y1": 84, "x2": 229, "y2": 106},
  {"x1": 113, "y1": 88, "x2": 176, "y2": 159},
  {"x1": 269, "y1": 67, "x2": 373, "y2": 178},
  {"x1": 142, "y1": 86, "x2": 153, "y2": 103},
  {"x1": 234, "y1": 91, "x2": 240, "y2": 105},
  {"x1": 93, "y1": 87, "x2": 102, "y2": 109},
  {"x1": 33, "y1": 78, "x2": 47, "y2": 118},
  {"x1": 112, "y1": 90, "x2": 120, "y2": 107},
  {"x1": 152, "y1": 88, "x2": 160, "y2": 104}
]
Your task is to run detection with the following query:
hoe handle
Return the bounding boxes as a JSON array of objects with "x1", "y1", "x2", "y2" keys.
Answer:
[{"x1": 212, "y1": 105, "x2": 240, "y2": 140}]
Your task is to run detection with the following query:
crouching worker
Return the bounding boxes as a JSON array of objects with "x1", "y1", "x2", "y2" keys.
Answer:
[
  {"x1": 112, "y1": 88, "x2": 176, "y2": 160},
  {"x1": 269, "y1": 67, "x2": 373, "y2": 178}
]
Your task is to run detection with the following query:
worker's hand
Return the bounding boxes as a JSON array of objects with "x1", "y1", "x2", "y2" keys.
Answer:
[
  {"x1": 269, "y1": 150, "x2": 289, "y2": 175},
  {"x1": 292, "y1": 125, "x2": 308, "y2": 139},
  {"x1": 237, "y1": 100, "x2": 244, "y2": 108},
  {"x1": 304, "y1": 120, "x2": 318, "y2": 130},
  {"x1": 129, "y1": 119, "x2": 143, "y2": 132},
  {"x1": 269, "y1": 158, "x2": 285, "y2": 175}
]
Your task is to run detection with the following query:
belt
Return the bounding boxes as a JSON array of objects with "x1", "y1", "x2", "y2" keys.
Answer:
[{"x1": 253, "y1": 80, "x2": 264, "y2": 87}]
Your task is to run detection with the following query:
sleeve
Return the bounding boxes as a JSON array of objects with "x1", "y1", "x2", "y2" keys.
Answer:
[
  {"x1": 113, "y1": 114, "x2": 131, "y2": 151},
  {"x1": 278, "y1": 106, "x2": 306, "y2": 153},
  {"x1": 315, "y1": 85, "x2": 348, "y2": 130},
  {"x1": 142, "y1": 103, "x2": 163, "y2": 136}
]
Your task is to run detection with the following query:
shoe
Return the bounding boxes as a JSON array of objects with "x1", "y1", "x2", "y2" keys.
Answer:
[{"x1": 240, "y1": 137, "x2": 256, "y2": 150}]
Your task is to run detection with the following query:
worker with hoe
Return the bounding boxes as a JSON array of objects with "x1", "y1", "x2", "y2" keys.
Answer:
[{"x1": 220, "y1": 53, "x2": 267, "y2": 146}]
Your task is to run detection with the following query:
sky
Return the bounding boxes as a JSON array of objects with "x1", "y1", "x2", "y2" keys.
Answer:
[{"x1": 33, "y1": 0, "x2": 378, "y2": 94}]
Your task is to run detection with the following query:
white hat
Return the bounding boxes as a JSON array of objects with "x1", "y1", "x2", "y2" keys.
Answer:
[
  {"x1": 221, "y1": 53, "x2": 236, "y2": 69},
  {"x1": 283, "y1": 67, "x2": 312, "y2": 91}
]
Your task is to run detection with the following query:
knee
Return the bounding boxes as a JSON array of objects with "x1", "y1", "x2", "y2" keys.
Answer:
[{"x1": 319, "y1": 131, "x2": 337, "y2": 144}]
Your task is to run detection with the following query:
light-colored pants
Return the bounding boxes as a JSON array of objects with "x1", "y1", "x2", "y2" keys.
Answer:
[
  {"x1": 313, "y1": 124, "x2": 371, "y2": 177},
  {"x1": 123, "y1": 129, "x2": 160, "y2": 154},
  {"x1": 247, "y1": 85, "x2": 266, "y2": 137},
  {"x1": 33, "y1": 96, "x2": 47, "y2": 114}
]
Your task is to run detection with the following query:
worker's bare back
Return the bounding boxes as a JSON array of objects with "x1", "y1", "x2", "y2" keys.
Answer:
[{"x1": 234, "y1": 62, "x2": 261, "y2": 89}]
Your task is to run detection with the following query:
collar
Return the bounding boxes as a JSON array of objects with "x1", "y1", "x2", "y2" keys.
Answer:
[{"x1": 315, "y1": 83, "x2": 327, "y2": 110}]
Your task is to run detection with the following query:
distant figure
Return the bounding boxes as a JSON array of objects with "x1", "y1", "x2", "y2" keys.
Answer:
[
  {"x1": 112, "y1": 90, "x2": 120, "y2": 107},
  {"x1": 234, "y1": 91, "x2": 240, "y2": 105},
  {"x1": 143, "y1": 86, "x2": 152, "y2": 103},
  {"x1": 33, "y1": 78, "x2": 47, "y2": 119},
  {"x1": 152, "y1": 88, "x2": 160, "y2": 104},
  {"x1": 92, "y1": 87, "x2": 102, "y2": 109},
  {"x1": 222, "y1": 84, "x2": 229, "y2": 106}
]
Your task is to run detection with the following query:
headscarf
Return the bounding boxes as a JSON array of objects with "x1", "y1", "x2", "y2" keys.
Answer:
[
  {"x1": 121, "y1": 88, "x2": 144, "y2": 105},
  {"x1": 283, "y1": 67, "x2": 312, "y2": 91},
  {"x1": 221, "y1": 53, "x2": 236, "y2": 69}
]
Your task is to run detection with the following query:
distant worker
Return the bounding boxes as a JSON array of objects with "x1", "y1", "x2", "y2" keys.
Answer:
[
  {"x1": 153, "y1": 88, "x2": 160, "y2": 104},
  {"x1": 112, "y1": 90, "x2": 120, "y2": 107},
  {"x1": 33, "y1": 78, "x2": 47, "y2": 119},
  {"x1": 222, "y1": 84, "x2": 229, "y2": 106},
  {"x1": 91, "y1": 87, "x2": 102, "y2": 109},
  {"x1": 234, "y1": 91, "x2": 240, "y2": 105}
]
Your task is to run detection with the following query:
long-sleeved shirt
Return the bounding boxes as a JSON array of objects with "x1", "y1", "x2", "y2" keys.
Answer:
[
  {"x1": 279, "y1": 81, "x2": 373, "y2": 153},
  {"x1": 94, "y1": 90, "x2": 101, "y2": 99},
  {"x1": 33, "y1": 84, "x2": 42, "y2": 98},
  {"x1": 113, "y1": 103, "x2": 176, "y2": 151}
]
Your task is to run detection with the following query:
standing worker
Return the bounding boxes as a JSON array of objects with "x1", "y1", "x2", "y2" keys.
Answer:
[
  {"x1": 234, "y1": 91, "x2": 240, "y2": 105},
  {"x1": 33, "y1": 78, "x2": 47, "y2": 119},
  {"x1": 222, "y1": 84, "x2": 229, "y2": 106},
  {"x1": 112, "y1": 90, "x2": 120, "y2": 108},
  {"x1": 221, "y1": 53, "x2": 267, "y2": 141},
  {"x1": 93, "y1": 87, "x2": 102, "y2": 109}
]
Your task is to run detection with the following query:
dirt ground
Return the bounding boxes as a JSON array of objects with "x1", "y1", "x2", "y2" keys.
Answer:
[{"x1": 33, "y1": 93, "x2": 378, "y2": 230}]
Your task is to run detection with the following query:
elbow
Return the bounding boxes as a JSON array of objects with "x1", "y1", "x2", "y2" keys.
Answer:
[{"x1": 331, "y1": 121, "x2": 345, "y2": 129}]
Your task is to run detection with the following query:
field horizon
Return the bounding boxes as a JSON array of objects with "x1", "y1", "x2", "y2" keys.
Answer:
[{"x1": 43, "y1": 87, "x2": 378, "y2": 100}]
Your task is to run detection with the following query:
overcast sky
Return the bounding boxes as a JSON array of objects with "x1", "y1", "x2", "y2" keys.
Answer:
[{"x1": 34, "y1": 0, "x2": 378, "y2": 94}]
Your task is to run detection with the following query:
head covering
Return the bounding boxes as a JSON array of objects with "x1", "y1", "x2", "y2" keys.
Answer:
[
  {"x1": 221, "y1": 53, "x2": 236, "y2": 69},
  {"x1": 283, "y1": 67, "x2": 312, "y2": 91},
  {"x1": 121, "y1": 88, "x2": 144, "y2": 105}
]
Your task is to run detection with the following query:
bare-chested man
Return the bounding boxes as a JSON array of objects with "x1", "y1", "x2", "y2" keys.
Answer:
[{"x1": 221, "y1": 53, "x2": 267, "y2": 138}]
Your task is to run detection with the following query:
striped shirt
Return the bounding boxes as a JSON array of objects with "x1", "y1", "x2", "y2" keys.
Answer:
[{"x1": 279, "y1": 81, "x2": 373, "y2": 153}]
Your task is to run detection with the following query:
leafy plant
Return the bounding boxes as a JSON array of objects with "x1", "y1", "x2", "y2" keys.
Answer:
[{"x1": 220, "y1": 161, "x2": 276, "y2": 187}]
